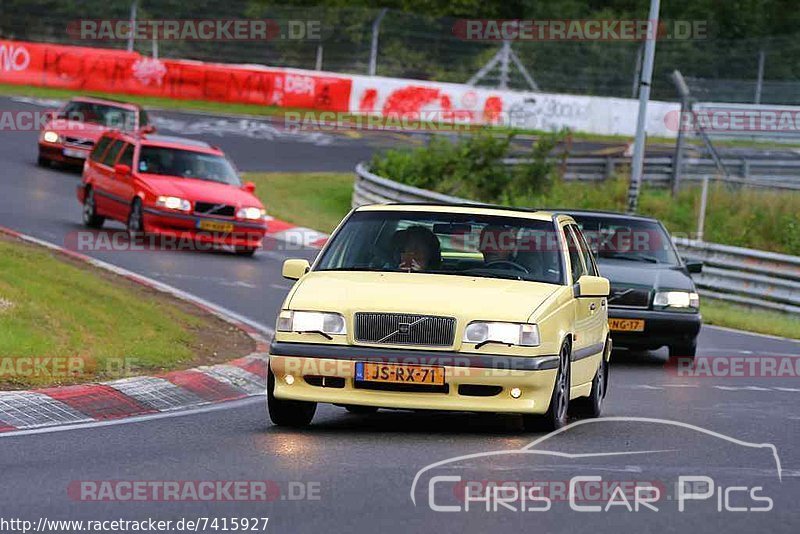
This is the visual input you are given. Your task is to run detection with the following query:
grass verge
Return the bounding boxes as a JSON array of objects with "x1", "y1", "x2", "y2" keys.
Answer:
[
  {"x1": 245, "y1": 172, "x2": 354, "y2": 233},
  {"x1": 245, "y1": 171, "x2": 800, "y2": 339},
  {"x1": 700, "y1": 298, "x2": 800, "y2": 340},
  {"x1": 0, "y1": 235, "x2": 254, "y2": 389}
]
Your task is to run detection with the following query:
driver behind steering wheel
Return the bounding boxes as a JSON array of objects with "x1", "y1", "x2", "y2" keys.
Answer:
[{"x1": 479, "y1": 225, "x2": 521, "y2": 268}]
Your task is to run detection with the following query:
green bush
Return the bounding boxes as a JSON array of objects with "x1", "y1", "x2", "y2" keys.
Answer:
[{"x1": 370, "y1": 130, "x2": 566, "y2": 203}]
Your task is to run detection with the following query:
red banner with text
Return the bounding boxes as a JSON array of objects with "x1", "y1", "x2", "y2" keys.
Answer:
[{"x1": 0, "y1": 40, "x2": 351, "y2": 111}]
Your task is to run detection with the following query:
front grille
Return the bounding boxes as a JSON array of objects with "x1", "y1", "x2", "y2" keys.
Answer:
[
  {"x1": 64, "y1": 137, "x2": 95, "y2": 148},
  {"x1": 194, "y1": 202, "x2": 235, "y2": 217},
  {"x1": 354, "y1": 312, "x2": 456, "y2": 347},
  {"x1": 607, "y1": 286, "x2": 651, "y2": 309},
  {"x1": 354, "y1": 381, "x2": 449, "y2": 394}
]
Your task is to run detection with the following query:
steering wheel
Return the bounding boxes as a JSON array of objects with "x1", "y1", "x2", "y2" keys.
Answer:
[{"x1": 484, "y1": 260, "x2": 530, "y2": 273}]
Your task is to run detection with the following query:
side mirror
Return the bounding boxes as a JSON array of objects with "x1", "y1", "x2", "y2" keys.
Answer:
[
  {"x1": 140, "y1": 124, "x2": 156, "y2": 134},
  {"x1": 114, "y1": 163, "x2": 131, "y2": 177},
  {"x1": 282, "y1": 259, "x2": 310, "y2": 280},
  {"x1": 243, "y1": 181, "x2": 256, "y2": 193},
  {"x1": 685, "y1": 260, "x2": 703, "y2": 274},
  {"x1": 576, "y1": 275, "x2": 610, "y2": 298}
]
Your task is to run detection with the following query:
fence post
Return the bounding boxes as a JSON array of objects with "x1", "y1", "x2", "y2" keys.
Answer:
[
  {"x1": 755, "y1": 48, "x2": 766, "y2": 104},
  {"x1": 315, "y1": 44, "x2": 323, "y2": 71},
  {"x1": 368, "y1": 8, "x2": 388, "y2": 76},
  {"x1": 127, "y1": 1, "x2": 138, "y2": 52},
  {"x1": 696, "y1": 175, "x2": 709, "y2": 242}
]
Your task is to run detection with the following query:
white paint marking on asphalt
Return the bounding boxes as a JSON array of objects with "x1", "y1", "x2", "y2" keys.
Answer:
[
  {"x1": 704, "y1": 325, "x2": 800, "y2": 345},
  {"x1": 625, "y1": 384, "x2": 799, "y2": 393},
  {"x1": 0, "y1": 396, "x2": 265, "y2": 439},
  {"x1": 152, "y1": 271, "x2": 257, "y2": 289}
]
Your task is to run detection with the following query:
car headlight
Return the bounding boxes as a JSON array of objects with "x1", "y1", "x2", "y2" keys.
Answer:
[
  {"x1": 237, "y1": 207, "x2": 266, "y2": 220},
  {"x1": 277, "y1": 310, "x2": 347, "y2": 336},
  {"x1": 653, "y1": 291, "x2": 700, "y2": 309},
  {"x1": 155, "y1": 196, "x2": 191, "y2": 212},
  {"x1": 43, "y1": 131, "x2": 61, "y2": 143},
  {"x1": 463, "y1": 321, "x2": 540, "y2": 347}
]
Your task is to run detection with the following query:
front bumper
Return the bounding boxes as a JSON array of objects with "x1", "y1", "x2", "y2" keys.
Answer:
[
  {"x1": 269, "y1": 342, "x2": 559, "y2": 414},
  {"x1": 39, "y1": 142, "x2": 89, "y2": 164},
  {"x1": 609, "y1": 307, "x2": 701, "y2": 349},
  {"x1": 143, "y1": 207, "x2": 268, "y2": 248}
]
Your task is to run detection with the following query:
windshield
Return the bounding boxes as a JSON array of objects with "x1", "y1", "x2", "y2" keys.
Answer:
[
  {"x1": 316, "y1": 210, "x2": 565, "y2": 284},
  {"x1": 61, "y1": 101, "x2": 137, "y2": 130},
  {"x1": 137, "y1": 146, "x2": 241, "y2": 186},
  {"x1": 569, "y1": 215, "x2": 680, "y2": 265}
]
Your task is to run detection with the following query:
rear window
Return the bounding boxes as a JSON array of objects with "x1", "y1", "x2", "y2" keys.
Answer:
[
  {"x1": 89, "y1": 136, "x2": 112, "y2": 162},
  {"x1": 100, "y1": 139, "x2": 125, "y2": 166}
]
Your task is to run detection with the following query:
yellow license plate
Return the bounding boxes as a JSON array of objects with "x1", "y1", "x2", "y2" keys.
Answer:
[
  {"x1": 609, "y1": 318, "x2": 645, "y2": 332},
  {"x1": 198, "y1": 220, "x2": 234, "y2": 233},
  {"x1": 355, "y1": 362, "x2": 445, "y2": 385}
]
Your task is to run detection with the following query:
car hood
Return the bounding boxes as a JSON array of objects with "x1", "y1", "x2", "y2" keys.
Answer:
[
  {"x1": 140, "y1": 175, "x2": 263, "y2": 208},
  {"x1": 595, "y1": 258, "x2": 695, "y2": 291},
  {"x1": 44, "y1": 119, "x2": 109, "y2": 140},
  {"x1": 287, "y1": 271, "x2": 561, "y2": 323}
]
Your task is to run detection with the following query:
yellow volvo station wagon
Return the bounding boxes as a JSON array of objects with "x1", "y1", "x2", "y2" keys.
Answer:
[{"x1": 267, "y1": 204, "x2": 611, "y2": 431}]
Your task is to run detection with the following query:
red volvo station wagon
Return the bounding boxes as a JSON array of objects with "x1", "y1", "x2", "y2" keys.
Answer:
[{"x1": 76, "y1": 131, "x2": 268, "y2": 255}]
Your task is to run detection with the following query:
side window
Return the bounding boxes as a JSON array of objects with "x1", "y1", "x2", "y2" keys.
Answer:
[
  {"x1": 90, "y1": 135, "x2": 112, "y2": 162},
  {"x1": 564, "y1": 225, "x2": 587, "y2": 282},
  {"x1": 100, "y1": 139, "x2": 125, "y2": 166},
  {"x1": 138, "y1": 109, "x2": 150, "y2": 126},
  {"x1": 118, "y1": 144, "x2": 134, "y2": 167},
  {"x1": 571, "y1": 225, "x2": 599, "y2": 276}
]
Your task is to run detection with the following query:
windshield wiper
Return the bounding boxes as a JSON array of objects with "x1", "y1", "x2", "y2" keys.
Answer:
[{"x1": 600, "y1": 252, "x2": 660, "y2": 264}]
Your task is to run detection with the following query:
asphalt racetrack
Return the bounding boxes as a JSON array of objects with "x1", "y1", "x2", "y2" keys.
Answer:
[{"x1": 0, "y1": 96, "x2": 798, "y2": 533}]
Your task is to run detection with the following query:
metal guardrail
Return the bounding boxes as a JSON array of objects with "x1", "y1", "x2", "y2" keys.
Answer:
[
  {"x1": 353, "y1": 162, "x2": 800, "y2": 314},
  {"x1": 505, "y1": 156, "x2": 800, "y2": 190}
]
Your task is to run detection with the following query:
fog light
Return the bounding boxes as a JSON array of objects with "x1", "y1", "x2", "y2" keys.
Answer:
[
  {"x1": 284, "y1": 374, "x2": 295, "y2": 385},
  {"x1": 510, "y1": 387, "x2": 522, "y2": 399}
]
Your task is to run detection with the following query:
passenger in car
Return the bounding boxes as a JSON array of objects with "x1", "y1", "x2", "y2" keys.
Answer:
[{"x1": 391, "y1": 226, "x2": 442, "y2": 272}]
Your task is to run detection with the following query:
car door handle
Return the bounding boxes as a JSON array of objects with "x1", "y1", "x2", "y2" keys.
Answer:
[{"x1": 589, "y1": 303, "x2": 597, "y2": 312}]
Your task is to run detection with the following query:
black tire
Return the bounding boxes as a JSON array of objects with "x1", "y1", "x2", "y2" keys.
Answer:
[
  {"x1": 82, "y1": 188, "x2": 105, "y2": 229},
  {"x1": 127, "y1": 198, "x2": 145, "y2": 238},
  {"x1": 345, "y1": 405, "x2": 379, "y2": 415},
  {"x1": 571, "y1": 340, "x2": 610, "y2": 419},
  {"x1": 37, "y1": 153, "x2": 50, "y2": 167},
  {"x1": 523, "y1": 339, "x2": 571, "y2": 432},
  {"x1": 234, "y1": 246, "x2": 257, "y2": 257},
  {"x1": 267, "y1": 368, "x2": 316, "y2": 427},
  {"x1": 669, "y1": 340, "x2": 697, "y2": 360}
]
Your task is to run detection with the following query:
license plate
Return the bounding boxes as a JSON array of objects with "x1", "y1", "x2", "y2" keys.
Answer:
[
  {"x1": 355, "y1": 362, "x2": 445, "y2": 385},
  {"x1": 609, "y1": 318, "x2": 645, "y2": 332},
  {"x1": 63, "y1": 148, "x2": 87, "y2": 159},
  {"x1": 197, "y1": 220, "x2": 234, "y2": 233}
]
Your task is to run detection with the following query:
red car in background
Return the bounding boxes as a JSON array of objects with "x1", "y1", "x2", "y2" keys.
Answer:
[
  {"x1": 76, "y1": 131, "x2": 268, "y2": 256},
  {"x1": 39, "y1": 96, "x2": 152, "y2": 167}
]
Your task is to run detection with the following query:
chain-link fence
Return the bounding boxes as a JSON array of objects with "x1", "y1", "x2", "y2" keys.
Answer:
[{"x1": 2, "y1": 0, "x2": 798, "y2": 104}]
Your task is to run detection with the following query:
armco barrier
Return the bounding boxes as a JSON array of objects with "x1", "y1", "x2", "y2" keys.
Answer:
[{"x1": 353, "y1": 162, "x2": 800, "y2": 314}]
